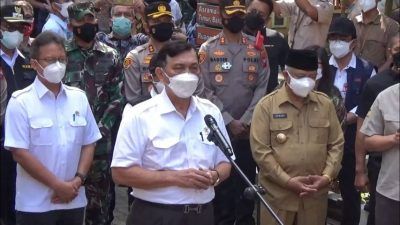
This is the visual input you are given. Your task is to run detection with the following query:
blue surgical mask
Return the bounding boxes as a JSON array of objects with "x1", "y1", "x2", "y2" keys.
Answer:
[{"x1": 112, "y1": 17, "x2": 132, "y2": 38}]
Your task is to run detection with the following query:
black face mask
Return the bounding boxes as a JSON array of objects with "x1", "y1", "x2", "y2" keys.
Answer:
[
  {"x1": 393, "y1": 52, "x2": 400, "y2": 68},
  {"x1": 245, "y1": 11, "x2": 265, "y2": 32},
  {"x1": 223, "y1": 15, "x2": 245, "y2": 33},
  {"x1": 73, "y1": 23, "x2": 98, "y2": 43},
  {"x1": 150, "y1": 22, "x2": 174, "y2": 42}
]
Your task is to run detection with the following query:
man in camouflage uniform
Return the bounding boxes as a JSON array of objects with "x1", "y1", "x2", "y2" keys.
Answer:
[
  {"x1": 64, "y1": 3, "x2": 123, "y2": 225},
  {"x1": 95, "y1": 0, "x2": 148, "y2": 59},
  {"x1": 123, "y1": 0, "x2": 175, "y2": 106},
  {"x1": 199, "y1": 0, "x2": 270, "y2": 224}
]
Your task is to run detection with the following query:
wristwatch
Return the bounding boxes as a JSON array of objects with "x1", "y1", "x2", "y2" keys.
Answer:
[
  {"x1": 212, "y1": 170, "x2": 221, "y2": 186},
  {"x1": 75, "y1": 172, "x2": 87, "y2": 185}
]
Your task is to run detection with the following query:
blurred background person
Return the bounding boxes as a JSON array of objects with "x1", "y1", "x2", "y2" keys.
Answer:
[{"x1": 42, "y1": 0, "x2": 73, "y2": 40}]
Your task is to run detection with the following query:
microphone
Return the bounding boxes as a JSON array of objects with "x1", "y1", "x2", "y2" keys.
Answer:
[{"x1": 204, "y1": 114, "x2": 234, "y2": 157}]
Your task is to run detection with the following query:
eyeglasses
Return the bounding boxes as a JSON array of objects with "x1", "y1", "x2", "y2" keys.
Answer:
[{"x1": 38, "y1": 58, "x2": 68, "y2": 64}]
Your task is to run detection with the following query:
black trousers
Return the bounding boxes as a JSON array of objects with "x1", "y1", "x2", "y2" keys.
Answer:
[
  {"x1": 375, "y1": 192, "x2": 400, "y2": 225},
  {"x1": 0, "y1": 143, "x2": 16, "y2": 225},
  {"x1": 213, "y1": 139, "x2": 256, "y2": 225},
  {"x1": 16, "y1": 208, "x2": 84, "y2": 225},
  {"x1": 126, "y1": 199, "x2": 213, "y2": 225},
  {"x1": 366, "y1": 156, "x2": 381, "y2": 225},
  {"x1": 339, "y1": 152, "x2": 361, "y2": 225}
]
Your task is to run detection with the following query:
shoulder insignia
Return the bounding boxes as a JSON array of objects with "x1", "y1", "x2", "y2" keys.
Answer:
[
  {"x1": 11, "y1": 86, "x2": 32, "y2": 98},
  {"x1": 313, "y1": 90, "x2": 330, "y2": 99},
  {"x1": 198, "y1": 51, "x2": 206, "y2": 65},
  {"x1": 124, "y1": 56, "x2": 134, "y2": 70}
]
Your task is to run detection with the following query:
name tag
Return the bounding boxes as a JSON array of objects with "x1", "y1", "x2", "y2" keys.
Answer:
[{"x1": 273, "y1": 113, "x2": 287, "y2": 119}]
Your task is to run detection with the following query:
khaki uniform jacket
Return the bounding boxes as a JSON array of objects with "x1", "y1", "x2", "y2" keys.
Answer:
[
  {"x1": 354, "y1": 13, "x2": 400, "y2": 68},
  {"x1": 199, "y1": 32, "x2": 270, "y2": 125},
  {"x1": 250, "y1": 85, "x2": 344, "y2": 211},
  {"x1": 276, "y1": 0, "x2": 334, "y2": 49},
  {"x1": 123, "y1": 43, "x2": 157, "y2": 105}
]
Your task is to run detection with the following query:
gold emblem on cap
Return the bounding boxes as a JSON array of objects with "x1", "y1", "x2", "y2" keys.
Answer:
[
  {"x1": 158, "y1": 5, "x2": 166, "y2": 13},
  {"x1": 215, "y1": 64, "x2": 222, "y2": 72},
  {"x1": 233, "y1": 0, "x2": 240, "y2": 6},
  {"x1": 15, "y1": 6, "x2": 22, "y2": 14},
  {"x1": 276, "y1": 133, "x2": 287, "y2": 144}
]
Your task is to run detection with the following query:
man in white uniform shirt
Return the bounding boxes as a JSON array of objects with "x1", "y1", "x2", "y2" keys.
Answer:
[
  {"x1": 111, "y1": 41, "x2": 232, "y2": 225},
  {"x1": 4, "y1": 31, "x2": 101, "y2": 225}
]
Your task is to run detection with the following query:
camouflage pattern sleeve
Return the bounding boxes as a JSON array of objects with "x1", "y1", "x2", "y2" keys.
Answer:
[
  {"x1": 239, "y1": 46, "x2": 270, "y2": 125},
  {"x1": 97, "y1": 53, "x2": 124, "y2": 139}
]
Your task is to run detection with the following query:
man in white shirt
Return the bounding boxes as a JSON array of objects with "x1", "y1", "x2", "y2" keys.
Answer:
[
  {"x1": 4, "y1": 31, "x2": 101, "y2": 225},
  {"x1": 42, "y1": 0, "x2": 73, "y2": 40},
  {"x1": 112, "y1": 41, "x2": 232, "y2": 225},
  {"x1": 327, "y1": 16, "x2": 375, "y2": 225}
]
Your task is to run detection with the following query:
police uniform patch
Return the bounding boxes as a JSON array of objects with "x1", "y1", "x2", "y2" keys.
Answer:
[
  {"x1": 215, "y1": 64, "x2": 222, "y2": 72},
  {"x1": 248, "y1": 65, "x2": 256, "y2": 72},
  {"x1": 215, "y1": 74, "x2": 223, "y2": 83},
  {"x1": 222, "y1": 62, "x2": 232, "y2": 70},
  {"x1": 123, "y1": 57, "x2": 133, "y2": 69},
  {"x1": 199, "y1": 51, "x2": 206, "y2": 64},
  {"x1": 247, "y1": 51, "x2": 256, "y2": 57},
  {"x1": 213, "y1": 50, "x2": 225, "y2": 56},
  {"x1": 273, "y1": 113, "x2": 287, "y2": 119},
  {"x1": 144, "y1": 55, "x2": 152, "y2": 64},
  {"x1": 248, "y1": 74, "x2": 255, "y2": 81}
]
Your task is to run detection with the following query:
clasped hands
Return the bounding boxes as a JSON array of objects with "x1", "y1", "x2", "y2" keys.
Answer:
[
  {"x1": 175, "y1": 168, "x2": 219, "y2": 190},
  {"x1": 286, "y1": 175, "x2": 330, "y2": 197},
  {"x1": 51, "y1": 177, "x2": 82, "y2": 204}
]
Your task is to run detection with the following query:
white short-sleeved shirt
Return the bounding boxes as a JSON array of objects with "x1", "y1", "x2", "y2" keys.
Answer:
[
  {"x1": 360, "y1": 84, "x2": 400, "y2": 201},
  {"x1": 4, "y1": 78, "x2": 102, "y2": 212},
  {"x1": 42, "y1": 14, "x2": 69, "y2": 40},
  {"x1": 111, "y1": 90, "x2": 231, "y2": 204},
  {"x1": 169, "y1": 0, "x2": 182, "y2": 23}
]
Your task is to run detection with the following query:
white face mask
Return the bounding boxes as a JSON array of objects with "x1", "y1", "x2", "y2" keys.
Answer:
[
  {"x1": 329, "y1": 40, "x2": 352, "y2": 59},
  {"x1": 57, "y1": 2, "x2": 73, "y2": 18},
  {"x1": 287, "y1": 72, "x2": 315, "y2": 97},
  {"x1": 150, "y1": 81, "x2": 165, "y2": 97},
  {"x1": 359, "y1": 0, "x2": 376, "y2": 12},
  {"x1": 0, "y1": 30, "x2": 24, "y2": 49},
  {"x1": 163, "y1": 71, "x2": 199, "y2": 98},
  {"x1": 316, "y1": 68, "x2": 323, "y2": 80},
  {"x1": 38, "y1": 61, "x2": 66, "y2": 84}
]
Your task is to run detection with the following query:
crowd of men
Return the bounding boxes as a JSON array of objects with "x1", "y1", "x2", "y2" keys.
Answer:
[{"x1": 0, "y1": 0, "x2": 399, "y2": 225}]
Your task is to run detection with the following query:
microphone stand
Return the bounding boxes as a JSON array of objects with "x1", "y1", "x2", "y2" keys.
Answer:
[{"x1": 207, "y1": 130, "x2": 285, "y2": 225}]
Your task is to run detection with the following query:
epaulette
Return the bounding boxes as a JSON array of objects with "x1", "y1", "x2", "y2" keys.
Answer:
[
  {"x1": 265, "y1": 89, "x2": 279, "y2": 98},
  {"x1": 11, "y1": 85, "x2": 32, "y2": 98},
  {"x1": 313, "y1": 90, "x2": 330, "y2": 99},
  {"x1": 130, "y1": 43, "x2": 147, "y2": 56},
  {"x1": 203, "y1": 34, "x2": 220, "y2": 45},
  {"x1": 64, "y1": 85, "x2": 85, "y2": 93}
]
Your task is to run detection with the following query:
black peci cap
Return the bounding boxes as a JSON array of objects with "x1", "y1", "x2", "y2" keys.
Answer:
[{"x1": 286, "y1": 49, "x2": 318, "y2": 71}]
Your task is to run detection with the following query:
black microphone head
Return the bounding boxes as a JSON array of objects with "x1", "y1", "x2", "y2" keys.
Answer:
[{"x1": 204, "y1": 114, "x2": 215, "y2": 127}]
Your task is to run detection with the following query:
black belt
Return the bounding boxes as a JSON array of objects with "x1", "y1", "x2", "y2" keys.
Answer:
[{"x1": 135, "y1": 198, "x2": 212, "y2": 214}]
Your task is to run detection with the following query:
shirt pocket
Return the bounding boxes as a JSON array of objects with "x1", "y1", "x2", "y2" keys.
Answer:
[
  {"x1": 67, "y1": 116, "x2": 87, "y2": 144},
  {"x1": 190, "y1": 135, "x2": 217, "y2": 168},
  {"x1": 148, "y1": 137, "x2": 180, "y2": 169},
  {"x1": 29, "y1": 118, "x2": 54, "y2": 146},
  {"x1": 209, "y1": 62, "x2": 229, "y2": 86},
  {"x1": 308, "y1": 118, "x2": 330, "y2": 144},
  {"x1": 270, "y1": 120, "x2": 293, "y2": 147},
  {"x1": 383, "y1": 115, "x2": 400, "y2": 135},
  {"x1": 242, "y1": 62, "x2": 258, "y2": 88}
]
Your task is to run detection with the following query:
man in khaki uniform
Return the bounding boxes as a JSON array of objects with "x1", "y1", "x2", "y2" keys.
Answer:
[
  {"x1": 123, "y1": 1, "x2": 177, "y2": 105},
  {"x1": 272, "y1": 0, "x2": 334, "y2": 49},
  {"x1": 199, "y1": 0, "x2": 269, "y2": 224},
  {"x1": 250, "y1": 49, "x2": 344, "y2": 225},
  {"x1": 353, "y1": 0, "x2": 399, "y2": 71}
]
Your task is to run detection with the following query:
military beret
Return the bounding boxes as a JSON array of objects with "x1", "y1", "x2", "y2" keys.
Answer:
[
  {"x1": 0, "y1": 3, "x2": 33, "y2": 23},
  {"x1": 286, "y1": 49, "x2": 318, "y2": 71},
  {"x1": 67, "y1": 2, "x2": 96, "y2": 21},
  {"x1": 220, "y1": 0, "x2": 246, "y2": 15},
  {"x1": 144, "y1": 1, "x2": 172, "y2": 19}
]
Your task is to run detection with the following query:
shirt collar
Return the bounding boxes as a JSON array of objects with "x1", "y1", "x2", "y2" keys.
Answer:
[
  {"x1": 33, "y1": 77, "x2": 66, "y2": 99},
  {"x1": 329, "y1": 53, "x2": 356, "y2": 70},
  {"x1": 275, "y1": 84, "x2": 318, "y2": 107},
  {"x1": 157, "y1": 89, "x2": 198, "y2": 116},
  {"x1": 49, "y1": 13, "x2": 67, "y2": 30},
  {"x1": 0, "y1": 48, "x2": 24, "y2": 60},
  {"x1": 355, "y1": 11, "x2": 382, "y2": 24}
]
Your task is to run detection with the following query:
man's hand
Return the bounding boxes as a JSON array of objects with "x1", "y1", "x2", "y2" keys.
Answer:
[
  {"x1": 174, "y1": 169, "x2": 213, "y2": 190},
  {"x1": 307, "y1": 175, "x2": 330, "y2": 191},
  {"x1": 354, "y1": 171, "x2": 369, "y2": 192},
  {"x1": 229, "y1": 120, "x2": 247, "y2": 138},
  {"x1": 286, "y1": 176, "x2": 317, "y2": 197},
  {"x1": 51, "y1": 180, "x2": 79, "y2": 204}
]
